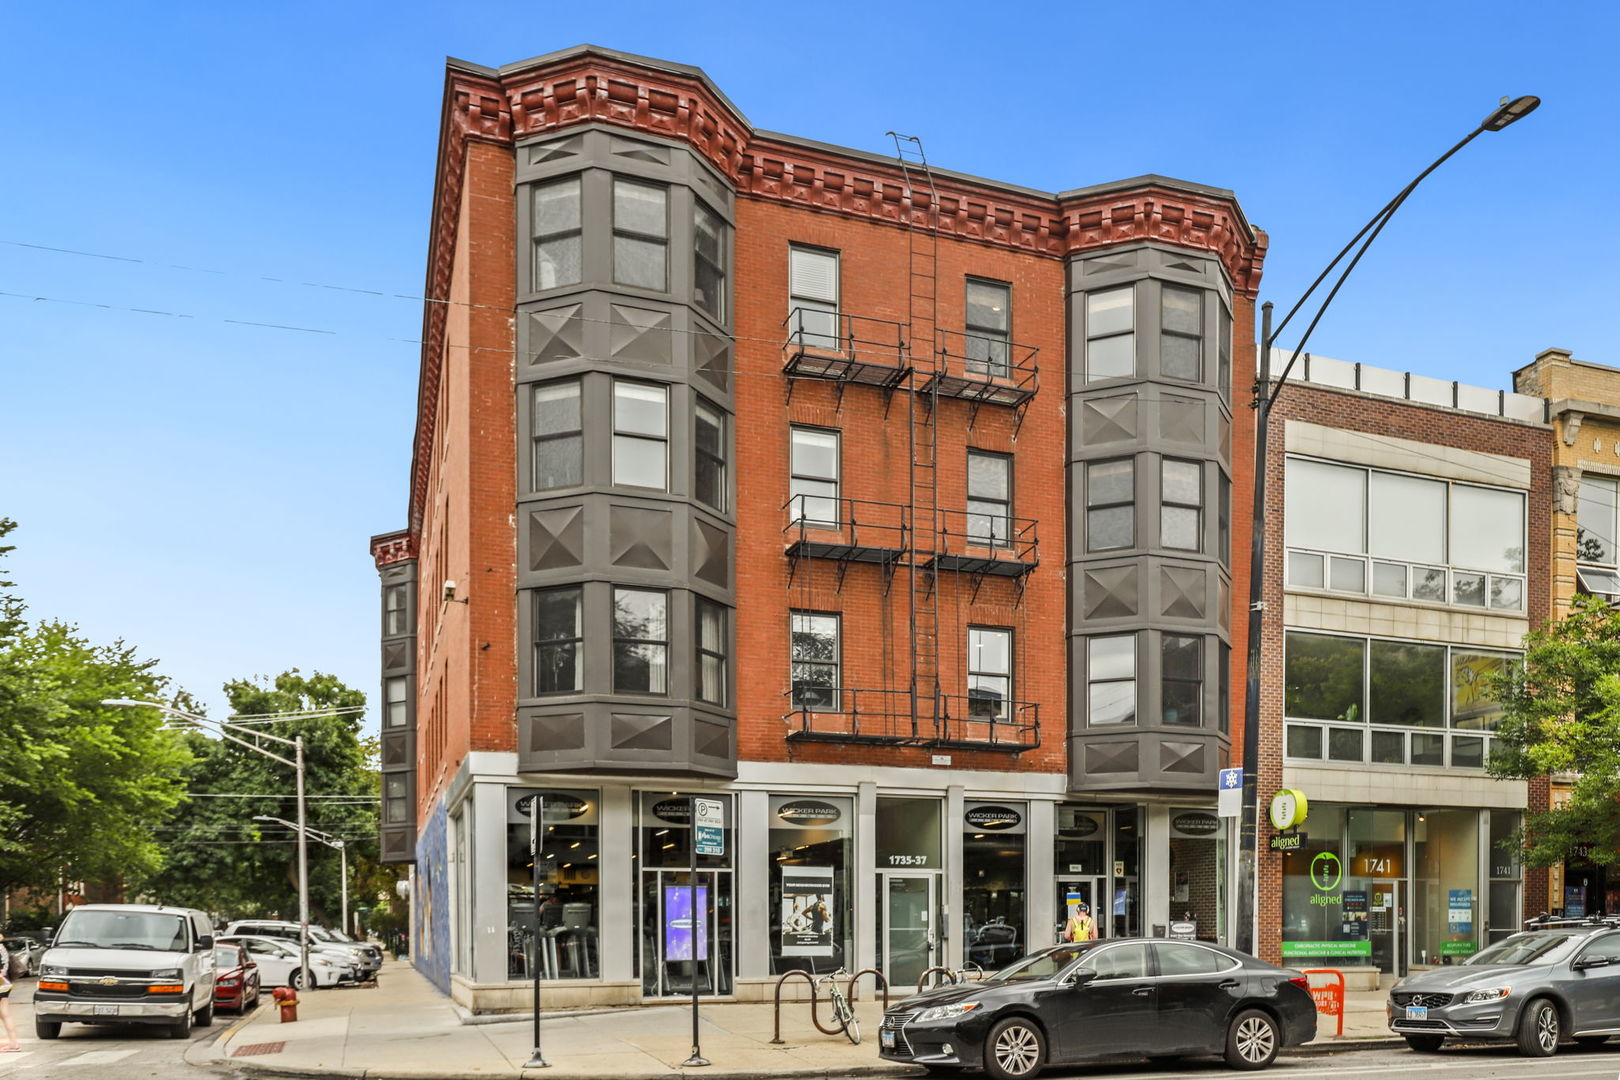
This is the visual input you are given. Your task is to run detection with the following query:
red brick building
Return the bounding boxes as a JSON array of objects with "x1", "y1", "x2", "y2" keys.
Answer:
[{"x1": 371, "y1": 45, "x2": 1264, "y2": 1010}]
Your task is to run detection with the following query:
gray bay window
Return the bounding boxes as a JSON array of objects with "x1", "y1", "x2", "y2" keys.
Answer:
[
  {"x1": 1085, "y1": 286, "x2": 1134, "y2": 383},
  {"x1": 696, "y1": 598, "x2": 727, "y2": 706},
  {"x1": 1087, "y1": 634, "x2": 1137, "y2": 726},
  {"x1": 693, "y1": 200, "x2": 727, "y2": 321},
  {"x1": 1161, "y1": 459, "x2": 1203, "y2": 552},
  {"x1": 612, "y1": 179, "x2": 669, "y2": 291},
  {"x1": 533, "y1": 380, "x2": 583, "y2": 491},
  {"x1": 1161, "y1": 634, "x2": 1202, "y2": 726},
  {"x1": 613, "y1": 588, "x2": 668, "y2": 694},
  {"x1": 533, "y1": 176, "x2": 582, "y2": 290},
  {"x1": 535, "y1": 587, "x2": 583, "y2": 695},
  {"x1": 1086, "y1": 458, "x2": 1134, "y2": 552},
  {"x1": 612, "y1": 382, "x2": 668, "y2": 491},
  {"x1": 1160, "y1": 285, "x2": 1202, "y2": 382},
  {"x1": 695, "y1": 399, "x2": 726, "y2": 512}
]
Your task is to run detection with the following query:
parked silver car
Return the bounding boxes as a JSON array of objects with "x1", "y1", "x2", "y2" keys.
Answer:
[{"x1": 1388, "y1": 916, "x2": 1620, "y2": 1057}]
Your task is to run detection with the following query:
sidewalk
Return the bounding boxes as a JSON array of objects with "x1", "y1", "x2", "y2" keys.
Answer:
[{"x1": 190, "y1": 961, "x2": 1400, "y2": 1079}]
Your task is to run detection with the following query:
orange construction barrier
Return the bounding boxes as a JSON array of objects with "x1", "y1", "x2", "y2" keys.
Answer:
[{"x1": 1302, "y1": 969, "x2": 1345, "y2": 1036}]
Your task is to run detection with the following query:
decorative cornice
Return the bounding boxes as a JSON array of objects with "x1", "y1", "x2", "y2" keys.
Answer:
[
  {"x1": 401, "y1": 48, "x2": 1268, "y2": 536},
  {"x1": 370, "y1": 529, "x2": 417, "y2": 569}
]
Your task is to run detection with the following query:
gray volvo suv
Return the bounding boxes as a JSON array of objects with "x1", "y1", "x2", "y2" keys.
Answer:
[{"x1": 1388, "y1": 916, "x2": 1620, "y2": 1057}]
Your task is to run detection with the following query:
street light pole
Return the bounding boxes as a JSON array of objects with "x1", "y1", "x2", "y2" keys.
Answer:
[
  {"x1": 1233, "y1": 95, "x2": 1540, "y2": 956},
  {"x1": 104, "y1": 698, "x2": 314, "y2": 986},
  {"x1": 254, "y1": 816, "x2": 348, "y2": 941}
]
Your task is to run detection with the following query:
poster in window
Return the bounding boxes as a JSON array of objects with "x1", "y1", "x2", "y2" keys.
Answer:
[
  {"x1": 779, "y1": 866, "x2": 835, "y2": 957},
  {"x1": 664, "y1": 885, "x2": 708, "y2": 962}
]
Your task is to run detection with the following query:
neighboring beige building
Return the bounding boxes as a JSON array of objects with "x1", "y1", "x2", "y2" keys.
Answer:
[{"x1": 1513, "y1": 348, "x2": 1620, "y2": 918}]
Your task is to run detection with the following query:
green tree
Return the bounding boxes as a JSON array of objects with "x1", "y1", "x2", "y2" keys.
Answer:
[
  {"x1": 0, "y1": 520, "x2": 191, "y2": 893},
  {"x1": 1489, "y1": 595, "x2": 1620, "y2": 867},
  {"x1": 142, "y1": 670, "x2": 380, "y2": 926}
]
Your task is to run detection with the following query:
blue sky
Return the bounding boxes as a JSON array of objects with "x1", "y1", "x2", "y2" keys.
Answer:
[{"x1": 5, "y1": 2, "x2": 1616, "y2": 728}]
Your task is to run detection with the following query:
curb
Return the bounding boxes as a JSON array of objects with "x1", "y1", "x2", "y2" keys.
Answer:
[
  {"x1": 451, "y1": 1002, "x2": 689, "y2": 1027},
  {"x1": 185, "y1": 997, "x2": 271, "y2": 1069},
  {"x1": 1290, "y1": 1036, "x2": 1406, "y2": 1054},
  {"x1": 228, "y1": 1065, "x2": 916, "y2": 1080}
]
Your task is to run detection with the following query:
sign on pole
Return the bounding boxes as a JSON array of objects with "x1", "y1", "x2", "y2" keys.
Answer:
[
  {"x1": 1217, "y1": 768, "x2": 1243, "y2": 818},
  {"x1": 694, "y1": 798, "x2": 724, "y2": 857}
]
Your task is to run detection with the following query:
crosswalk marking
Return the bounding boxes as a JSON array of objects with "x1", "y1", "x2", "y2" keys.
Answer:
[{"x1": 63, "y1": 1049, "x2": 138, "y2": 1065}]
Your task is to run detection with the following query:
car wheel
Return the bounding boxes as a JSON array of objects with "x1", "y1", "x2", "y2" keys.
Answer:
[
  {"x1": 168, "y1": 1002, "x2": 194, "y2": 1040},
  {"x1": 292, "y1": 968, "x2": 314, "y2": 991},
  {"x1": 196, "y1": 999, "x2": 214, "y2": 1027},
  {"x1": 1516, "y1": 997, "x2": 1559, "y2": 1057},
  {"x1": 1224, "y1": 1008, "x2": 1280, "y2": 1070},
  {"x1": 1578, "y1": 1035, "x2": 1609, "y2": 1050},
  {"x1": 1404, "y1": 1034, "x2": 1445, "y2": 1052},
  {"x1": 984, "y1": 1016, "x2": 1047, "y2": 1080},
  {"x1": 35, "y1": 1019, "x2": 61, "y2": 1040}
]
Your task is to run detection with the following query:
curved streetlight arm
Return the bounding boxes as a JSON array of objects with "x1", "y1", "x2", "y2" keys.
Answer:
[{"x1": 101, "y1": 697, "x2": 300, "y2": 750}]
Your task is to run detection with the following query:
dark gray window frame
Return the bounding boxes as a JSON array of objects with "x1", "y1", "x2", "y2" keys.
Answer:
[
  {"x1": 612, "y1": 380, "x2": 669, "y2": 492},
  {"x1": 1161, "y1": 458, "x2": 1204, "y2": 553},
  {"x1": 384, "y1": 585, "x2": 409, "y2": 636},
  {"x1": 693, "y1": 198, "x2": 727, "y2": 322},
  {"x1": 532, "y1": 379, "x2": 584, "y2": 492},
  {"x1": 1084, "y1": 284, "x2": 1135, "y2": 383},
  {"x1": 1161, "y1": 632, "x2": 1203, "y2": 727},
  {"x1": 695, "y1": 397, "x2": 726, "y2": 512},
  {"x1": 534, "y1": 585, "x2": 584, "y2": 696},
  {"x1": 384, "y1": 675, "x2": 408, "y2": 728},
  {"x1": 532, "y1": 175, "x2": 583, "y2": 291},
  {"x1": 696, "y1": 597, "x2": 727, "y2": 706},
  {"x1": 613, "y1": 586, "x2": 670, "y2": 696},
  {"x1": 1086, "y1": 457, "x2": 1135, "y2": 553},
  {"x1": 965, "y1": 277, "x2": 1012, "y2": 379},
  {"x1": 1086, "y1": 633, "x2": 1138, "y2": 727},
  {"x1": 1159, "y1": 283, "x2": 1204, "y2": 383},
  {"x1": 611, "y1": 176, "x2": 670, "y2": 291}
]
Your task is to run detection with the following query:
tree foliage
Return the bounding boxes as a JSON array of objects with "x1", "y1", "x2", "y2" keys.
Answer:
[
  {"x1": 140, "y1": 670, "x2": 392, "y2": 927},
  {"x1": 1489, "y1": 596, "x2": 1620, "y2": 867},
  {"x1": 0, "y1": 518, "x2": 191, "y2": 893}
]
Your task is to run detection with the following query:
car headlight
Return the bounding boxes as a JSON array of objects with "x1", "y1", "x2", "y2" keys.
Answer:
[
  {"x1": 41, "y1": 964, "x2": 67, "y2": 978},
  {"x1": 314, "y1": 958, "x2": 337, "y2": 968},
  {"x1": 1462, "y1": 987, "x2": 1510, "y2": 1003},
  {"x1": 150, "y1": 968, "x2": 183, "y2": 980},
  {"x1": 916, "y1": 1001, "x2": 981, "y2": 1022}
]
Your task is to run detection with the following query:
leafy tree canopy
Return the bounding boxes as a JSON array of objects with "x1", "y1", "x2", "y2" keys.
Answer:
[{"x1": 1489, "y1": 596, "x2": 1620, "y2": 867}]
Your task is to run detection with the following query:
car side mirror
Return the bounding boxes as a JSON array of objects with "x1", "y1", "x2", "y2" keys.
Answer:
[
  {"x1": 1576, "y1": 955, "x2": 1613, "y2": 971},
  {"x1": 1060, "y1": 969, "x2": 1098, "y2": 989},
  {"x1": 197, "y1": 935, "x2": 214, "y2": 951}
]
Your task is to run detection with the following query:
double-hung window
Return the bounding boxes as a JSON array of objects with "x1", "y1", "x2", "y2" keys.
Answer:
[
  {"x1": 612, "y1": 179, "x2": 668, "y2": 290},
  {"x1": 965, "y1": 279, "x2": 1011, "y2": 378},
  {"x1": 1578, "y1": 474, "x2": 1620, "y2": 600},
  {"x1": 788, "y1": 246, "x2": 839, "y2": 350},
  {"x1": 613, "y1": 588, "x2": 668, "y2": 694},
  {"x1": 533, "y1": 177, "x2": 582, "y2": 290},
  {"x1": 1160, "y1": 285, "x2": 1203, "y2": 382},
  {"x1": 695, "y1": 399, "x2": 726, "y2": 511},
  {"x1": 534, "y1": 586, "x2": 583, "y2": 695},
  {"x1": 1087, "y1": 635, "x2": 1137, "y2": 725},
  {"x1": 789, "y1": 427, "x2": 839, "y2": 525},
  {"x1": 790, "y1": 612, "x2": 840, "y2": 710},
  {"x1": 612, "y1": 382, "x2": 668, "y2": 490},
  {"x1": 967, "y1": 451, "x2": 1012, "y2": 548},
  {"x1": 968, "y1": 627, "x2": 1012, "y2": 720},
  {"x1": 1161, "y1": 459, "x2": 1203, "y2": 552},
  {"x1": 1162, "y1": 634, "x2": 1202, "y2": 726},
  {"x1": 1086, "y1": 458, "x2": 1134, "y2": 552},
  {"x1": 533, "y1": 380, "x2": 583, "y2": 491},
  {"x1": 1085, "y1": 286, "x2": 1134, "y2": 382},
  {"x1": 693, "y1": 200, "x2": 727, "y2": 321},
  {"x1": 384, "y1": 585, "x2": 409, "y2": 636},
  {"x1": 384, "y1": 676, "x2": 408, "y2": 728},
  {"x1": 696, "y1": 598, "x2": 727, "y2": 706}
]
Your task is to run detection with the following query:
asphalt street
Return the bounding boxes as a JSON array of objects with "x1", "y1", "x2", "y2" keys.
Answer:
[
  {"x1": 0, "y1": 977, "x2": 238, "y2": 1080},
  {"x1": 1023, "y1": 1044, "x2": 1620, "y2": 1079}
]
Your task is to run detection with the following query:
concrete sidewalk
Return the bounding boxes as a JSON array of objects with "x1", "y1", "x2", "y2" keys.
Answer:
[{"x1": 190, "y1": 960, "x2": 1400, "y2": 1079}]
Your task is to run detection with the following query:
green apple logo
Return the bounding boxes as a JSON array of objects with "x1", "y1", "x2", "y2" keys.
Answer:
[{"x1": 1311, "y1": 852, "x2": 1342, "y2": 892}]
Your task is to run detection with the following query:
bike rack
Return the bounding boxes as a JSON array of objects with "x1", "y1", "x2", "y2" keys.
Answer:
[
  {"x1": 770, "y1": 968, "x2": 845, "y2": 1044},
  {"x1": 844, "y1": 967, "x2": 890, "y2": 1011},
  {"x1": 917, "y1": 966, "x2": 959, "y2": 993}
]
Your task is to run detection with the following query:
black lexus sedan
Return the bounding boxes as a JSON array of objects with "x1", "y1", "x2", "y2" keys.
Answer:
[{"x1": 878, "y1": 939, "x2": 1317, "y2": 1078}]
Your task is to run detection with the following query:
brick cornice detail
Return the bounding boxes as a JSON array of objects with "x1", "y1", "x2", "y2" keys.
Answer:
[{"x1": 370, "y1": 529, "x2": 417, "y2": 569}]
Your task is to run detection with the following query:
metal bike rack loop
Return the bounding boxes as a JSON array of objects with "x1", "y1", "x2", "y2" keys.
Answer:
[
  {"x1": 844, "y1": 967, "x2": 890, "y2": 1011},
  {"x1": 770, "y1": 969, "x2": 844, "y2": 1044}
]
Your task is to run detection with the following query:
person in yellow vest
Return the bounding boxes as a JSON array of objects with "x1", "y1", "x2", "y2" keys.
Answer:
[{"x1": 1062, "y1": 901, "x2": 1096, "y2": 942}]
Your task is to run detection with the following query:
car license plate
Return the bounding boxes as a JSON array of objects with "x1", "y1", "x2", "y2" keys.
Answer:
[
  {"x1": 1405, "y1": 1006, "x2": 1428, "y2": 1021},
  {"x1": 93, "y1": 1004, "x2": 119, "y2": 1016},
  {"x1": 880, "y1": 1030, "x2": 896, "y2": 1049}
]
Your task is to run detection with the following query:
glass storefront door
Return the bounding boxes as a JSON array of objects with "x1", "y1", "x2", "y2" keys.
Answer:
[
  {"x1": 1368, "y1": 880, "x2": 1403, "y2": 977},
  {"x1": 881, "y1": 873, "x2": 937, "y2": 988},
  {"x1": 640, "y1": 868, "x2": 733, "y2": 997},
  {"x1": 1056, "y1": 878, "x2": 1105, "y2": 943}
]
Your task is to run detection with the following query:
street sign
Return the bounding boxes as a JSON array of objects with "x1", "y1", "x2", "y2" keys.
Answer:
[
  {"x1": 1217, "y1": 768, "x2": 1242, "y2": 818},
  {"x1": 694, "y1": 797, "x2": 724, "y2": 856}
]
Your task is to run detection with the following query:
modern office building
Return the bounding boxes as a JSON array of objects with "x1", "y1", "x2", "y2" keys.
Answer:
[
  {"x1": 370, "y1": 44, "x2": 1264, "y2": 1011},
  {"x1": 1253, "y1": 350, "x2": 1553, "y2": 985}
]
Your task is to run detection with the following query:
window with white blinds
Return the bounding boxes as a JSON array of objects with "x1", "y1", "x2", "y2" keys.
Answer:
[{"x1": 789, "y1": 246, "x2": 840, "y2": 348}]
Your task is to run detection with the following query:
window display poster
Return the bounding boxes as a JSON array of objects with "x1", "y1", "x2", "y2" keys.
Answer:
[
  {"x1": 1447, "y1": 889, "x2": 1473, "y2": 934},
  {"x1": 664, "y1": 885, "x2": 709, "y2": 962},
  {"x1": 1341, "y1": 891, "x2": 1368, "y2": 940},
  {"x1": 779, "y1": 865, "x2": 835, "y2": 957},
  {"x1": 1565, "y1": 886, "x2": 1587, "y2": 919}
]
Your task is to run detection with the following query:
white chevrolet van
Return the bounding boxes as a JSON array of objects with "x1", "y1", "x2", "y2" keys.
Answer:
[{"x1": 34, "y1": 904, "x2": 218, "y2": 1039}]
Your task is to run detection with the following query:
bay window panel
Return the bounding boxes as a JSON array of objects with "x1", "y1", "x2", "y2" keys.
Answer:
[
  {"x1": 1368, "y1": 640, "x2": 1446, "y2": 728},
  {"x1": 1284, "y1": 632, "x2": 1365, "y2": 722},
  {"x1": 1368, "y1": 472, "x2": 1446, "y2": 564},
  {"x1": 613, "y1": 383, "x2": 668, "y2": 491},
  {"x1": 1087, "y1": 287, "x2": 1133, "y2": 335},
  {"x1": 1579, "y1": 476, "x2": 1619, "y2": 566},
  {"x1": 1085, "y1": 334, "x2": 1134, "y2": 382},
  {"x1": 533, "y1": 177, "x2": 582, "y2": 290},
  {"x1": 613, "y1": 588, "x2": 668, "y2": 694},
  {"x1": 694, "y1": 201, "x2": 727, "y2": 321},
  {"x1": 696, "y1": 599, "x2": 727, "y2": 706},
  {"x1": 1285, "y1": 458, "x2": 1365, "y2": 553},
  {"x1": 1449, "y1": 485, "x2": 1524, "y2": 573},
  {"x1": 1161, "y1": 634, "x2": 1202, "y2": 727},
  {"x1": 1087, "y1": 634, "x2": 1136, "y2": 726},
  {"x1": 535, "y1": 587, "x2": 583, "y2": 695},
  {"x1": 695, "y1": 401, "x2": 726, "y2": 511}
]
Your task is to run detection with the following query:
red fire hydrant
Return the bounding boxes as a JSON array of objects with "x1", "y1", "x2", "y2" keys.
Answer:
[{"x1": 272, "y1": 985, "x2": 299, "y2": 1023}]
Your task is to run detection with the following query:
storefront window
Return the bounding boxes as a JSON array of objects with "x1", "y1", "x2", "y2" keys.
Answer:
[
  {"x1": 1111, "y1": 807, "x2": 1140, "y2": 938},
  {"x1": 1056, "y1": 806, "x2": 1106, "y2": 876},
  {"x1": 1347, "y1": 808, "x2": 1407, "y2": 975},
  {"x1": 1413, "y1": 809, "x2": 1478, "y2": 965},
  {"x1": 768, "y1": 795, "x2": 852, "y2": 976},
  {"x1": 876, "y1": 798, "x2": 943, "y2": 987},
  {"x1": 506, "y1": 788, "x2": 599, "y2": 981},
  {"x1": 1280, "y1": 804, "x2": 1359, "y2": 965},
  {"x1": 1166, "y1": 809, "x2": 1221, "y2": 943},
  {"x1": 963, "y1": 802, "x2": 1026, "y2": 970},
  {"x1": 636, "y1": 792, "x2": 734, "y2": 997}
]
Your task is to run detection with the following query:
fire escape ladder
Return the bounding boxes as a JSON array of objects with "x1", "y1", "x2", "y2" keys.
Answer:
[{"x1": 891, "y1": 131, "x2": 942, "y2": 742}]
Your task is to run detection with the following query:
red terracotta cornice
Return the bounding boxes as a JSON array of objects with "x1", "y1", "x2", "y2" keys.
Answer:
[
  {"x1": 399, "y1": 47, "x2": 1266, "y2": 538},
  {"x1": 370, "y1": 529, "x2": 417, "y2": 569}
]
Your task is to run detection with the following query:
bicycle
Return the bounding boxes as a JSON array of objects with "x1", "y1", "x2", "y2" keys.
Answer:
[{"x1": 815, "y1": 968, "x2": 860, "y2": 1045}]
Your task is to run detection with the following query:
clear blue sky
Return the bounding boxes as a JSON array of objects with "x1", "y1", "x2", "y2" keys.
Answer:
[{"x1": 5, "y1": 2, "x2": 1616, "y2": 729}]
